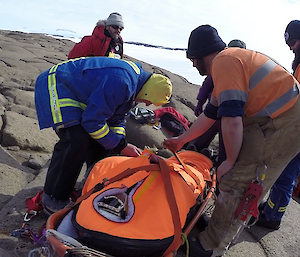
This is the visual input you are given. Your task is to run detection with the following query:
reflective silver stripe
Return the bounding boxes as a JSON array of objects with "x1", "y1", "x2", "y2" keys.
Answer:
[
  {"x1": 58, "y1": 99, "x2": 87, "y2": 110},
  {"x1": 217, "y1": 89, "x2": 248, "y2": 105},
  {"x1": 49, "y1": 64, "x2": 59, "y2": 74},
  {"x1": 48, "y1": 58, "x2": 88, "y2": 124},
  {"x1": 111, "y1": 126, "x2": 126, "y2": 136},
  {"x1": 209, "y1": 96, "x2": 218, "y2": 107},
  {"x1": 249, "y1": 59, "x2": 277, "y2": 90},
  {"x1": 89, "y1": 123, "x2": 110, "y2": 139},
  {"x1": 48, "y1": 71, "x2": 62, "y2": 124},
  {"x1": 254, "y1": 85, "x2": 299, "y2": 117},
  {"x1": 48, "y1": 61, "x2": 69, "y2": 124}
]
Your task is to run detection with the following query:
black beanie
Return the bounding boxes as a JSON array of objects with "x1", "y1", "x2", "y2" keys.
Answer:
[
  {"x1": 284, "y1": 20, "x2": 300, "y2": 44},
  {"x1": 186, "y1": 25, "x2": 226, "y2": 59},
  {"x1": 228, "y1": 39, "x2": 246, "y2": 49}
]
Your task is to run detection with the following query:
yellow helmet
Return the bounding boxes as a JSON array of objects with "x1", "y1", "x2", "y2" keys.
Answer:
[{"x1": 136, "y1": 74, "x2": 172, "y2": 106}]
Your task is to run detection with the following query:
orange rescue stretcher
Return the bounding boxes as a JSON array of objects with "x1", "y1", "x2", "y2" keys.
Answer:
[{"x1": 45, "y1": 149, "x2": 217, "y2": 257}]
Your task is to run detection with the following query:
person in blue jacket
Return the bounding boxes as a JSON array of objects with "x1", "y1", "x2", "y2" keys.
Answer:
[
  {"x1": 34, "y1": 57, "x2": 172, "y2": 214},
  {"x1": 254, "y1": 20, "x2": 300, "y2": 230}
]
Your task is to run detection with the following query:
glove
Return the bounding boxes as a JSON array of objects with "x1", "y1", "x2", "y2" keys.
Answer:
[{"x1": 112, "y1": 137, "x2": 128, "y2": 153}]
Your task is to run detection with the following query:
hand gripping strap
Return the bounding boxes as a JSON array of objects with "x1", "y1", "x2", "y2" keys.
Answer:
[{"x1": 172, "y1": 151, "x2": 202, "y2": 186}]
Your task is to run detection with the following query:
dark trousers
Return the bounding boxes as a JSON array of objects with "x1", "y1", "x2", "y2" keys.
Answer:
[
  {"x1": 44, "y1": 125, "x2": 109, "y2": 201},
  {"x1": 187, "y1": 120, "x2": 226, "y2": 166},
  {"x1": 264, "y1": 152, "x2": 300, "y2": 221}
]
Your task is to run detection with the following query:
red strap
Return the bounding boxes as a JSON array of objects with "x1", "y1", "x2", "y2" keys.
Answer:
[
  {"x1": 159, "y1": 157, "x2": 182, "y2": 257},
  {"x1": 173, "y1": 151, "x2": 202, "y2": 186},
  {"x1": 75, "y1": 164, "x2": 160, "y2": 205},
  {"x1": 183, "y1": 170, "x2": 217, "y2": 235}
]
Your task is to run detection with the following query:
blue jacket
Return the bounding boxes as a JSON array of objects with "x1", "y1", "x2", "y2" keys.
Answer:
[{"x1": 35, "y1": 57, "x2": 151, "y2": 150}]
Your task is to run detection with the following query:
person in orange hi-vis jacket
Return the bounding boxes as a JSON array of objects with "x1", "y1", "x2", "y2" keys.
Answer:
[{"x1": 163, "y1": 24, "x2": 300, "y2": 257}]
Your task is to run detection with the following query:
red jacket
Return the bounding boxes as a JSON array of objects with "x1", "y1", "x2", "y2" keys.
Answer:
[{"x1": 68, "y1": 24, "x2": 123, "y2": 59}]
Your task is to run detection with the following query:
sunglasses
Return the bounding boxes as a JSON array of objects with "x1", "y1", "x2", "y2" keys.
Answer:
[
  {"x1": 111, "y1": 25, "x2": 123, "y2": 31},
  {"x1": 288, "y1": 39, "x2": 297, "y2": 47}
]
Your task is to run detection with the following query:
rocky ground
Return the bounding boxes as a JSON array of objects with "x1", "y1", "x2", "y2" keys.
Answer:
[{"x1": 0, "y1": 30, "x2": 299, "y2": 257}]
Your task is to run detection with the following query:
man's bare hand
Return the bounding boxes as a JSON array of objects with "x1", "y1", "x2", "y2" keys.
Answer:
[
  {"x1": 162, "y1": 137, "x2": 184, "y2": 153},
  {"x1": 120, "y1": 143, "x2": 142, "y2": 157},
  {"x1": 217, "y1": 160, "x2": 235, "y2": 183}
]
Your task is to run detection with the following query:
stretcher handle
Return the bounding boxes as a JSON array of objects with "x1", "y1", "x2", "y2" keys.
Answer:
[{"x1": 183, "y1": 169, "x2": 217, "y2": 235}]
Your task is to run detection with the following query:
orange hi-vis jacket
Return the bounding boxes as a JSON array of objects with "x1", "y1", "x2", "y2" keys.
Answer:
[{"x1": 210, "y1": 47, "x2": 299, "y2": 119}]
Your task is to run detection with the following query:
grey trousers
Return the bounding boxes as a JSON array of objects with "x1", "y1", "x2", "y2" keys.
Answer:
[{"x1": 199, "y1": 98, "x2": 300, "y2": 256}]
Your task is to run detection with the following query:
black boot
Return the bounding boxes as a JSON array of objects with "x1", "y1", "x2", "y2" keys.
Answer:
[
  {"x1": 248, "y1": 200, "x2": 267, "y2": 226},
  {"x1": 188, "y1": 236, "x2": 213, "y2": 257},
  {"x1": 196, "y1": 214, "x2": 210, "y2": 231},
  {"x1": 255, "y1": 213, "x2": 281, "y2": 230}
]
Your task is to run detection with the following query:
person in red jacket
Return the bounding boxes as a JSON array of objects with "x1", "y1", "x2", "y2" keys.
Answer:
[{"x1": 68, "y1": 12, "x2": 124, "y2": 59}]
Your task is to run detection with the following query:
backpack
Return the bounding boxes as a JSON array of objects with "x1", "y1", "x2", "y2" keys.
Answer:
[
  {"x1": 153, "y1": 107, "x2": 190, "y2": 137},
  {"x1": 46, "y1": 150, "x2": 213, "y2": 257},
  {"x1": 159, "y1": 113, "x2": 187, "y2": 137}
]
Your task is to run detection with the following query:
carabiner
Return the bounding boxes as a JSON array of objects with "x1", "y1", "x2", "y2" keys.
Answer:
[{"x1": 24, "y1": 210, "x2": 38, "y2": 222}]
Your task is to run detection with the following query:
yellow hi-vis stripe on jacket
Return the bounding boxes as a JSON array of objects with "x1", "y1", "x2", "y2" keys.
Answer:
[
  {"x1": 48, "y1": 68, "x2": 86, "y2": 124},
  {"x1": 89, "y1": 125, "x2": 126, "y2": 140},
  {"x1": 121, "y1": 60, "x2": 141, "y2": 74},
  {"x1": 89, "y1": 124, "x2": 110, "y2": 139},
  {"x1": 267, "y1": 198, "x2": 287, "y2": 212},
  {"x1": 48, "y1": 69, "x2": 62, "y2": 124},
  {"x1": 47, "y1": 58, "x2": 129, "y2": 139},
  {"x1": 48, "y1": 65, "x2": 125, "y2": 139},
  {"x1": 111, "y1": 127, "x2": 126, "y2": 136}
]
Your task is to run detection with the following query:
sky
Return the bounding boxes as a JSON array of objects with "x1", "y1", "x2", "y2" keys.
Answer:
[{"x1": 1, "y1": 0, "x2": 300, "y2": 85}]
